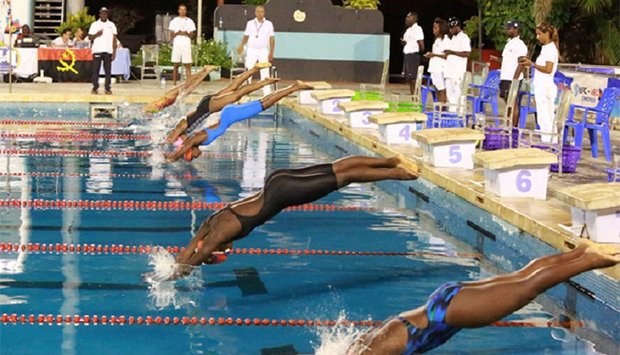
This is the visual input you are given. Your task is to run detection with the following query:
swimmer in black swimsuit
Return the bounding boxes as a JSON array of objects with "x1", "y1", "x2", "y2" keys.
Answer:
[
  {"x1": 348, "y1": 243, "x2": 620, "y2": 354},
  {"x1": 166, "y1": 79, "x2": 314, "y2": 162},
  {"x1": 166, "y1": 62, "x2": 275, "y2": 144},
  {"x1": 170, "y1": 156, "x2": 419, "y2": 277}
]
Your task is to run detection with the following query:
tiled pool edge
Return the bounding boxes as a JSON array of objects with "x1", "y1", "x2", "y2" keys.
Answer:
[{"x1": 280, "y1": 105, "x2": 620, "y2": 346}]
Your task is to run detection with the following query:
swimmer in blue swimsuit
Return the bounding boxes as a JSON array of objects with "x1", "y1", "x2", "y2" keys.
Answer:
[
  {"x1": 348, "y1": 244, "x2": 619, "y2": 354},
  {"x1": 167, "y1": 156, "x2": 418, "y2": 278},
  {"x1": 166, "y1": 62, "x2": 275, "y2": 144},
  {"x1": 167, "y1": 79, "x2": 314, "y2": 162}
]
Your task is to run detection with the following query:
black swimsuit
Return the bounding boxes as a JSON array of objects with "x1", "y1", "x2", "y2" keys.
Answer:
[
  {"x1": 227, "y1": 164, "x2": 338, "y2": 239},
  {"x1": 186, "y1": 95, "x2": 212, "y2": 133}
]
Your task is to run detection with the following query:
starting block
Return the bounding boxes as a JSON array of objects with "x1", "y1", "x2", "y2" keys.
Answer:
[
  {"x1": 556, "y1": 183, "x2": 620, "y2": 243},
  {"x1": 311, "y1": 89, "x2": 356, "y2": 115},
  {"x1": 298, "y1": 81, "x2": 332, "y2": 105},
  {"x1": 474, "y1": 148, "x2": 557, "y2": 200},
  {"x1": 369, "y1": 112, "x2": 427, "y2": 146},
  {"x1": 337, "y1": 101, "x2": 389, "y2": 129},
  {"x1": 412, "y1": 128, "x2": 484, "y2": 169}
]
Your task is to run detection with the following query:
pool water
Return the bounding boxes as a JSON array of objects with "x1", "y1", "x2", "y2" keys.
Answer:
[{"x1": 0, "y1": 114, "x2": 607, "y2": 354}]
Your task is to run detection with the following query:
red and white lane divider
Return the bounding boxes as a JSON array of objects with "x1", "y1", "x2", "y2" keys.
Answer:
[
  {"x1": 0, "y1": 171, "x2": 205, "y2": 180},
  {"x1": 0, "y1": 313, "x2": 584, "y2": 328},
  {"x1": 0, "y1": 243, "x2": 481, "y2": 259},
  {"x1": 0, "y1": 199, "x2": 373, "y2": 212},
  {"x1": 0, "y1": 148, "x2": 151, "y2": 158},
  {"x1": 1, "y1": 132, "x2": 151, "y2": 141},
  {"x1": 0, "y1": 119, "x2": 126, "y2": 128}
]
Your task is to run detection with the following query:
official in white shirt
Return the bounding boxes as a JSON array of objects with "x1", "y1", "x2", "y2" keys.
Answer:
[
  {"x1": 519, "y1": 23, "x2": 560, "y2": 143},
  {"x1": 424, "y1": 18, "x2": 449, "y2": 103},
  {"x1": 491, "y1": 20, "x2": 528, "y2": 126},
  {"x1": 169, "y1": 4, "x2": 196, "y2": 85},
  {"x1": 51, "y1": 28, "x2": 74, "y2": 48},
  {"x1": 444, "y1": 17, "x2": 471, "y2": 106},
  {"x1": 237, "y1": 5, "x2": 275, "y2": 95},
  {"x1": 88, "y1": 7, "x2": 117, "y2": 95},
  {"x1": 401, "y1": 12, "x2": 424, "y2": 95}
]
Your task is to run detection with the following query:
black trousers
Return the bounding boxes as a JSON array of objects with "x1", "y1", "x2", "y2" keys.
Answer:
[{"x1": 92, "y1": 52, "x2": 112, "y2": 91}]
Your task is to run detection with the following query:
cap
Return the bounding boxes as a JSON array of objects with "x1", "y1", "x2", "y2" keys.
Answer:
[
  {"x1": 448, "y1": 17, "x2": 461, "y2": 28},
  {"x1": 99, "y1": 7, "x2": 109, "y2": 13},
  {"x1": 505, "y1": 20, "x2": 520, "y2": 29}
]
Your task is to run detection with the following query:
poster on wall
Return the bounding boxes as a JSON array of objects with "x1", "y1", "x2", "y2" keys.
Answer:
[{"x1": 1, "y1": 0, "x2": 33, "y2": 44}]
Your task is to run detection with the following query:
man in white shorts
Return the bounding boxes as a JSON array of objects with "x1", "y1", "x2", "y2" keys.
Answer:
[
  {"x1": 444, "y1": 17, "x2": 471, "y2": 106},
  {"x1": 169, "y1": 3, "x2": 196, "y2": 85},
  {"x1": 237, "y1": 5, "x2": 275, "y2": 95}
]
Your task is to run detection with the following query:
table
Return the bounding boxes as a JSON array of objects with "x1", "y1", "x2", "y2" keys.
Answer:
[
  {"x1": 0, "y1": 47, "x2": 38, "y2": 78},
  {"x1": 99, "y1": 48, "x2": 131, "y2": 80}
]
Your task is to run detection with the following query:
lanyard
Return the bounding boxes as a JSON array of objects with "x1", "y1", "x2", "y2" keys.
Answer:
[{"x1": 254, "y1": 19, "x2": 264, "y2": 38}]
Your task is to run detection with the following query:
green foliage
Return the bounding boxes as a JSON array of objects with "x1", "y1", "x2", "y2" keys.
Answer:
[
  {"x1": 56, "y1": 7, "x2": 96, "y2": 35},
  {"x1": 576, "y1": 0, "x2": 613, "y2": 14},
  {"x1": 343, "y1": 0, "x2": 381, "y2": 10},
  {"x1": 595, "y1": 17, "x2": 620, "y2": 64},
  {"x1": 158, "y1": 40, "x2": 232, "y2": 69},
  {"x1": 242, "y1": 0, "x2": 269, "y2": 4},
  {"x1": 463, "y1": 16, "x2": 481, "y2": 45},
  {"x1": 108, "y1": 6, "x2": 144, "y2": 35}
]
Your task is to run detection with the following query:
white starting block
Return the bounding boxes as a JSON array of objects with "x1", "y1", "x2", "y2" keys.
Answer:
[
  {"x1": 369, "y1": 112, "x2": 428, "y2": 146},
  {"x1": 311, "y1": 89, "x2": 356, "y2": 115},
  {"x1": 556, "y1": 183, "x2": 620, "y2": 243},
  {"x1": 474, "y1": 148, "x2": 557, "y2": 200},
  {"x1": 412, "y1": 128, "x2": 484, "y2": 169},
  {"x1": 298, "y1": 81, "x2": 332, "y2": 105},
  {"x1": 337, "y1": 101, "x2": 389, "y2": 129}
]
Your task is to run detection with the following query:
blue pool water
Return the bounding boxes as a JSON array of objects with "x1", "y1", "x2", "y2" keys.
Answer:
[{"x1": 0, "y1": 112, "x2": 613, "y2": 354}]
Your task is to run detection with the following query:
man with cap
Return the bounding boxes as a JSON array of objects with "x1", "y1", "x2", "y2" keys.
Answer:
[
  {"x1": 491, "y1": 20, "x2": 528, "y2": 126},
  {"x1": 443, "y1": 17, "x2": 471, "y2": 106},
  {"x1": 88, "y1": 7, "x2": 118, "y2": 95}
]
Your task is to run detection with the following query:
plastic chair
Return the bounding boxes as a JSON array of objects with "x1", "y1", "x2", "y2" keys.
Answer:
[
  {"x1": 230, "y1": 51, "x2": 246, "y2": 82},
  {"x1": 140, "y1": 45, "x2": 159, "y2": 80},
  {"x1": 518, "y1": 70, "x2": 574, "y2": 128},
  {"x1": 420, "y1": 74, "x2": 437, "y2": 111},
  {"x1": 563, "y1": 87, "x2": 620, "y2": 161},
  {"x1": 467, "y1": 69, "x2": 501, "y2": 117}
]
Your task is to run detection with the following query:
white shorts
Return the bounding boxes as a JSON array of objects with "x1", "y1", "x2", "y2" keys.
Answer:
[
  {"x1": 430, "y1": 72, "x2": 445, "y2": 91},
  {"x1": 172, "y1": 45, "x2": 192, "y2": 64}
]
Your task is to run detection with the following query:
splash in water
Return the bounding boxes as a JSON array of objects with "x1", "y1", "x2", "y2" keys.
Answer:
[
  {"x1": 313, "y1": 311, "x2": 368, "y2": 355},
  {"x1": 145, "y1": 249, "x2": 204, "y2": 310}
]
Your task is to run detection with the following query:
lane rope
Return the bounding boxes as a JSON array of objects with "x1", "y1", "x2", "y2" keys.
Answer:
[
  {"x1": 0, "y1": 149, "x2": 234, "y2": 159},
  {"x1": 0, "y1": 171, "x2": 203, "y2": 180},
  {"x1": 0, "y1": 313, "x2": 583, "y2": 328},
  {"x1": 1, "y1": 132, "x2": 151, "y2": 141},
  {"x1": 0, "y1": 199, "x2": 374, "y2": 212},
  {"x1": 0, "y1": 243, "x2": 480, "y2": 259},
  {"x1": 0, "y1": 119, "x2": 126, "y2": 128}
]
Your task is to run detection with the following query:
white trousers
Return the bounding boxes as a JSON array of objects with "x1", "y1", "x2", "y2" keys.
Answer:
[
  {"x1": 534, "y1": 81, "x2": 557, "y2": 143},
  {"x1": 445, "y1": 77, "x2": 463, "y2": 105},
  {"x1": 245, "y1": 47, "x2": 271, "y2": 95}
]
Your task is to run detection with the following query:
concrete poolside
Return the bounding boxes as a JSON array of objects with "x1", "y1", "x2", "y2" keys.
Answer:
[{"x1": 1, "y1": 79, "x2": 619, "y2": 280}]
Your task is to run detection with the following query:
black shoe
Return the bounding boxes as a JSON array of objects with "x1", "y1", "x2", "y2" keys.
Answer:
[
  {"x1": 91, "y1": 89, "x2": 98, "y2": 95},
  {"x1": 105, "y1": 90, "x2": 113, "y2": 95}
]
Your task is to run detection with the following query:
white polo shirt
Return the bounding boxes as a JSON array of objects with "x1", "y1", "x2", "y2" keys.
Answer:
[
  {"x1": 428, "y1": 35, "x2": 448, "y2": 73},
  {"x1": 244, "y1": 18, "x2": 274, "y2": 50},
  {"x1": 500, "y1": 36, "x2": 527, "y2": 81},
  {"x1": 534, "y1": 42, "x2": 559, "y2": 86},
  {"x1": 51, "y1": 36, "x2": 74, "y2": 47},
  {"x1": 403, "y1": 23, "x2": 424, "y2": 54},
  {"x1": 88, "y1": 19, "x2": 117, "y2": 54},
  {"x1": 444, "y1": 31, "x2": 471, "y2": 79},
  {"x1": 169, "y1": 16, "x2": 196, "y2": 48}
]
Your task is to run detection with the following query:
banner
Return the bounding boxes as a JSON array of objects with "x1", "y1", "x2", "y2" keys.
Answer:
[
  {"x1": 566, "y1": 71, "x2": 620, "y2": 120},
  {"x1": 38, "y1": 48, "x2": 92, "y2": 82}
]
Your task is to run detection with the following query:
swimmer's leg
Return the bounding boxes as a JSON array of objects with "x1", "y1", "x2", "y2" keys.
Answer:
[
  {"x1": 208, "y1": 78, "x2": 278, "y2": 112},
  {"x1": 213, "y1": 65, "x2": 264, "y2": 96},
  {"x1": 445, "y1": 247, "x2": 619, "y2": 328}
]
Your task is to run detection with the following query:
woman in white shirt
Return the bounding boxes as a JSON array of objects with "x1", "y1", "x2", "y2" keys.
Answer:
[
  {"x1": 519, "y1": 23, "x2": 559, "y2": 143},
  {"x1": 424, "y1": 18, "x2": 449, "y2": 103}
]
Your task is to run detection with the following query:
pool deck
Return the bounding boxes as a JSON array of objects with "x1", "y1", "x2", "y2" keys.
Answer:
[{"x1": 1, "y1": 80, "x2": 619, "y2": 281}]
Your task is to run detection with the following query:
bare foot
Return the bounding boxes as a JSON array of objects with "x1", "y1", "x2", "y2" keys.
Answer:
[
  {"x1": 255, "y1": 62, "x2": 272, "y2": 69},
  {"x1": 294, "y1": 80, "x2": 314, "y2": 90},
  {"x1": 386, "y1": 156, "x2": 402, "y2": 167},
  {"x1": 266, "y1": 77, "x2": 280, "y2": 84},
  {"x1": 584, "y1": 246, "x2": 620, "y2": 269},
  {"x1": 203, "y1": 65, "x2": 220, "y2": 72},
  {"x1": 394, "y1": 165, "x2": 418, "y2": 180},
  {"x1": 167, "y1": 118, "x2": 188, "y2": 143}
]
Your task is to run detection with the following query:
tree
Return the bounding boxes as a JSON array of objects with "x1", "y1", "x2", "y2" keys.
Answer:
[{"x1": 343, "y1": 0, "x2": 381, "y2": 9}]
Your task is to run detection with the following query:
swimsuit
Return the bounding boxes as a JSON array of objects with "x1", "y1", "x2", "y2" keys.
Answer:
[
  {"x1": 399, "y1": 282, "x2": 463, "y2": 354},
  {"x1": 202, "y1": 100, "x2": 264, "y2": 145},
  {"x1": 185, "y1": 95, "x2": 213, "y2": 133},
  {"x1": 227, "y1": 164, "x2": 338, "y2": 239}
]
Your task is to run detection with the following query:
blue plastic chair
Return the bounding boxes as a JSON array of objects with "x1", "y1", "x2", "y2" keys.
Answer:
[
  {"x1": 421, "y1": 74, "x2": 437, "y2": 112},
  {"x1": 563, "y1": 87, "x2": 620, "y2": 161},
  {"x1": 518, "y1": 70, "x2": 574, "y2": 128},
  {"x1": 467, "y1": 69, "x2": 501, "y2": 118}
]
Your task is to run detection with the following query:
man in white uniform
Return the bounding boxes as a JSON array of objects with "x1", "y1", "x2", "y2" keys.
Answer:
[
  {"x1": 444, "y1": 17, "x2": 471, "y2": 106},
  {"x1": 491, "y1": 20, "x2": 528, "y2": 126},
  {"x1": 401, "y1": 12, "x2": 424, "y2": 95},
  {"x1": 237, "y1": 5, "x2": 275, "y2": 95},
  {"x1": 88, "y1": 7, "x2": 117, "y2": 95},
  {"x1": 169, "y1": 3, "x2": 196, "y2": 85}
]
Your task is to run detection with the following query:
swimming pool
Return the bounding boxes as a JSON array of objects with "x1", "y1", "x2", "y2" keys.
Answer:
[{"x1": 0, "y1": 110, "x2": 616, "y2": 354}]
